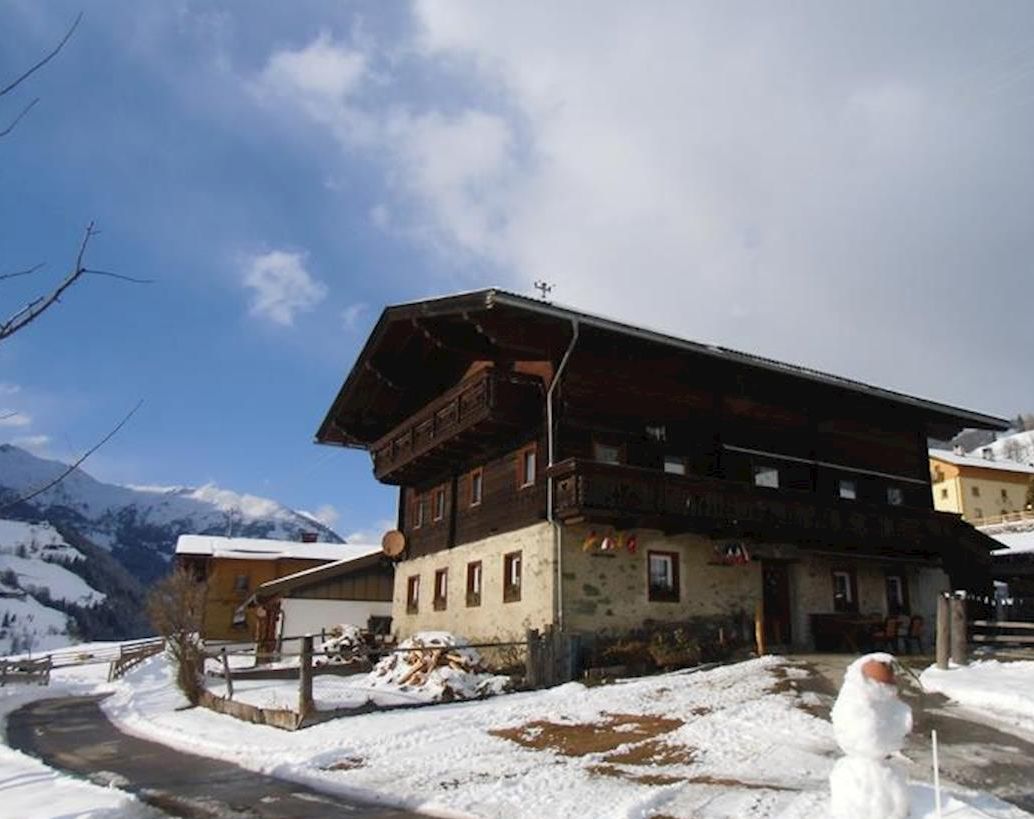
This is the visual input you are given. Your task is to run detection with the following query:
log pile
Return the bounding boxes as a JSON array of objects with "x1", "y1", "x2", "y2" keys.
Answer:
[
  {"x1": 368, "y1": 632, "x2": 508, "y2": 701},
  {"x1": 319, "y1": 624, "x2": 367, "y2": 666}
]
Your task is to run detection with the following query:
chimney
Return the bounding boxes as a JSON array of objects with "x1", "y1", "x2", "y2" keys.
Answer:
[
  {"x1": 982, "y1": 447, "x2": 994, "y2": 461},
  {"x1": 300, "y1": 531, "x2": 318, "y2": 543}
]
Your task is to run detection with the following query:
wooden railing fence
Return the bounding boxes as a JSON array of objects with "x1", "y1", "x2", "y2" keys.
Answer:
[{"x1": 935, "y1": 592, "x2": 1034, "y2": 669}]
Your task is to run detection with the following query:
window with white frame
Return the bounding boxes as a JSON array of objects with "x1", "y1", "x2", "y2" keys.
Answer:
[
  {"x1": 663, "y1": 455, "x2": 687, "y2": 476},
  {"x1": 837, "y1": 479, "x2": 857, "y2": 500},
  {"x1": 753, "y1": 464, "x2": 780, "y2": 489},
  {"x1": 648, "y1": 551, "x2": 679, "y2": 602}
]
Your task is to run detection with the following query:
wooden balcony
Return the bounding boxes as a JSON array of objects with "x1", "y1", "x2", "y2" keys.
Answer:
[
  {"x1": 548, "y1": 458, "x2": 960, "y2": 555},
  {"x1": 371, "y1": 369, "x2": 543, "y2": 484}
]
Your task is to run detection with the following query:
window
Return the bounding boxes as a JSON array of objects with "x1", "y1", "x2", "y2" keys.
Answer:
[
  {"x1": 433, "y1": 569, "x2": 448, "y2": 611},
  {"x1": 753, "y1": 464, "x2": 780, "y2": 489},
  {"x1": 663, "y1": 455, "x2": 687, "y2": 476},
  {"x1": 975, "y1": 507, "x2": 984, "y2": 519},
  {"x1": 517, "y1": 445, "x2": 537, "y2": 488},
  {"x1": 885, "y1": 574, "x2": 909, "y2": 615},
  {"x1": 832, "y1": 569, "x2": 857, "y2": 613},
  {"x1": 971, "y1": 486, "x2": 981, "y2": 498},
  {"x1": 1001, "y1": 488, "x2": 1009, "y2": 501},
  {"x1": 837, "y1": 479, "x2": 857, "y2": 500},
  {"x1": 466, "y1": 561, "x2": 482, "y2": 607},
  {"x1": 503, "y1": 551, "x2": 522, "y2": 602},
  {"x1": 593, "y1": 440, "x2": 621, "y2": 465},
  {"x1": 648, "y1": 551, "x2": 680, "y2": 602},
  {"x1": 887, "y1": 486, "x2": 904, "y2": 506},
  {"x1": 940, "y1": 487, "x2": 948, "y2": 499},
  {"x1": 233, "y1": 574, "x2": 249, "y2": 592},
  {"x1": 432, "y1": 486, "x2": 446, "y2": 522},
  {"x1": 645, "y1": 425, "x2": 666, "y2": 442},
  {"x1": 406, "y1": 575, "x2": 420, "y2": 614},
  {"x1": 414, "y1": 496, "x2": 426, "y2": 529},
  {"x1": 469, "y1": 468, "x2": 483, "y2": 507}
]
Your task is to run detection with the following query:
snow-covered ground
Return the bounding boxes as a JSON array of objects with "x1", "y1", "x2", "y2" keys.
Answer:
[
  {"x1": 921, "y1": 660, "x2": 1034, "y2": 734},
  {"x1": 0, "y1": 662, "x2": 158, "y2": 819},
  {"x1": 97, "y1": 655, "x2": 1029, "y2": 819},
  {"x1": 1, "y1": 649, "x2": 1030, "y2": 818}
]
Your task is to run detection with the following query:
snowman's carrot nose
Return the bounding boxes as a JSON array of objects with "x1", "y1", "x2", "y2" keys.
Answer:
[{"x1": 861, "y1": 659, "x2": 895, "y2": 684}]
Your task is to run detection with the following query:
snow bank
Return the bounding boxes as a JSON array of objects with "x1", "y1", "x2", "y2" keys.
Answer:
[{"x1": 920, "y1": 660, "x2": 1034, "y2": 732}]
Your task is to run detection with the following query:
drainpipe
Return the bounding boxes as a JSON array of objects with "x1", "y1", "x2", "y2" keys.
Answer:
[{"x1": 547, "y1": 319, "x2": 579, "y2": 632}]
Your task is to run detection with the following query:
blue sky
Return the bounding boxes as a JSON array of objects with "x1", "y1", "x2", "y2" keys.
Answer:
[{"x1": 2, "y1": 2, "x2": 1033, "y2": 541}]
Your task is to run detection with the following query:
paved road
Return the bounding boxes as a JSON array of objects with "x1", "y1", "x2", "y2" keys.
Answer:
[
  {"x1": 792, "y1": 653, "x2": 1034, "y2": 813},
  {"x1": 8, "y1": 695, "x2": 421, "y2": 819}
]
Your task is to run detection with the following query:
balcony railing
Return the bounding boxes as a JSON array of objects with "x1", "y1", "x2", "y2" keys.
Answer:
[
  {"x1": 371, "y1": 369, "x2": 542, "y2": 483},
  {"x1": 548, "y1": 458, "x2": 959, "y2": 553}
]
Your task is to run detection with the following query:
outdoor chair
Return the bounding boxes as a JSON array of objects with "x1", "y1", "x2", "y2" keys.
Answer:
[
  {"x1": 902, "y1": 615, "x2": 924, "y2": 654},
  {"x1": 870, "y1": 616, "x2": 900, "y2": 652}
]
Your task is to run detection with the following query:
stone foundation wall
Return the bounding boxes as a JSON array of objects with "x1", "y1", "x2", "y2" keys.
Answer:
[
  {"x1": 391, "y1": 522, "x2": 554, "y2": 642},
  {"x1": 559, "y1": 525, "x2": 762, "y2": 636}
]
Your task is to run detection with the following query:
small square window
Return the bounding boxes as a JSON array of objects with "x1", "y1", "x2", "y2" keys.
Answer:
[
  {"x1": 1001, "y1": 488, "x2": 1009, "y2": 501},
  {"x1": 885, "y1": 574, "x2": 909, "y2": 615},
  {"x1": 433, "y1": 568, "x2": 448, "y2": 611},
  {"x1": 753, "y1": 464, "x2": 779, "y2": 489},
  {"x1": 406, "y1": 575, "x2": 420, "y2": 614},
  {"x1": 648, "y1": 551, "x2": 680, "y2": 602},
  {"x1": 470, "y1": 468, "x2": 483, "y2": 507},
  {"x1": 663, "y1": 455, "x2": 687, "y2": 476},
  {"x1": 837, "y1": 479, "x2": 857, "y2": 500},
  {"x1": 466, "y1": 561, "x2": 482, "y2": 607},
  {"x1": 887, "y1": 486, "x2": 904, "y2": 506},
  {"x1": 971, "y1": 486, "x2": 981, "y2": 498},
  {"x1": 517, "y1": 445, "x2": 537, "y2": 488},
  {"x1": 503, "y1": 552, "x2": 522, "y2": 602},
  {"x1": 234, "y1": 574, "x2": 249, "y2": 592},
  {"x1": 432, "y1": 487, "x2": 446, "y2": 522},
  {"x1": 974, "y1": 507, "x2": 983, "y2": 519},
  {"x1": 940, "y1": 487, "x2": 948, "y2": 499},
  {"x1": 593, "y1": 441, "x2": 621, "y2": 465}
]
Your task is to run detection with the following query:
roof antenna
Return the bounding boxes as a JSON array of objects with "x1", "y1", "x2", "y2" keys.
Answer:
[{"x1": 533, "y1": 280, "x2": 553, "y2": 301}]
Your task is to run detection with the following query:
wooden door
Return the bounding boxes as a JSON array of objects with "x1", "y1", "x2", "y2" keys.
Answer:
[{"x1": 762, "y1": 561, "x2": 792, "y2": 646}]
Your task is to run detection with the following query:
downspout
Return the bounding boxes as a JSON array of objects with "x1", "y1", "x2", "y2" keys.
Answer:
[{"x1": 547, "y1": 319, "x2": 579, "y2": 632}]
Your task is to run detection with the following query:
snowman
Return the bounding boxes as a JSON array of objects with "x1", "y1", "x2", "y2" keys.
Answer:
[{"x1": 829, "y1": 652, "x2": 913, "y2": 819}]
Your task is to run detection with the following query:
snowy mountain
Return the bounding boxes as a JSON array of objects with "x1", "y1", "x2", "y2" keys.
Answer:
[
  {"x1": 968, "y1": 430, "x2": 1034, "y2": 467},
  {"x1": 0, "y1": 520, "x2": 102, "y2": 654},
  {"x1": 0, "y1": 444, "x2": 344, "y2": 582}
]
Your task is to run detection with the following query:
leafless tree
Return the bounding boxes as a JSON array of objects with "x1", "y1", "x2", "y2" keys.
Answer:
[{"x1": 146, "y1": 566, "x2": 207, "y2": 704}]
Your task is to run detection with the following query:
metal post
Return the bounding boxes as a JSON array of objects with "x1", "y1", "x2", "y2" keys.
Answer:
[
  {"x1": 936, "y1": 594, "x2": 950, "y2": 670},
  {"x1": 949, "y1": 596, "x2": 968, "y2": 666},
  {"x1": 298, "y1": 635, "x2": 314, "y2": 717}
]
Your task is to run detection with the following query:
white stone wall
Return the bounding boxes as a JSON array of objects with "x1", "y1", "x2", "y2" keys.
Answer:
[{"x1": 391, "y1": 522, "x2": 555, "y2": 642}]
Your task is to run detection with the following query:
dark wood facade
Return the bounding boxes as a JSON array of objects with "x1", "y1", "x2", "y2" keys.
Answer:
[{"x1": 317, "y1": 290, "x2": 1008, "y2": 587}]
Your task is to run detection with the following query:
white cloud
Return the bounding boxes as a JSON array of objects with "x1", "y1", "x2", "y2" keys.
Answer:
[
  {"x1": 302, "y1": 503, "x2": 340, "y2": 529},
  {"x1": 0, "y1": 411, "x2": 32, "y2": 428},
  {"x1": 242, "y1": 250, "x2": 327, "y2": 326},
  {"x1": 0, "y1": 383, "x2": 20, "y2": 397},
  {"x1": 343, "y1": 518, "x2": 395, "y2": 547},
  {"x1": 253, "y1": 31, "x2": 366, "y2": 109},
  {"x1": 12, "y1": 434, "x2": 50, "y2": 453},
  {"x1": 341, "y1": 303, "x2": 367, "y2": 331}
]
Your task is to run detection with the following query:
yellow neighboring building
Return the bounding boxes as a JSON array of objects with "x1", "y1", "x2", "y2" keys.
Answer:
[{"x1": 929, "y1": 448, "x2": 1034, "y2": 525}]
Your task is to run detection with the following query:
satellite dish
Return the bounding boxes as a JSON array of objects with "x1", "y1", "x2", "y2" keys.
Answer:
[{"x1": 381, "y1": 529, "x2": 406, "y2": 558}]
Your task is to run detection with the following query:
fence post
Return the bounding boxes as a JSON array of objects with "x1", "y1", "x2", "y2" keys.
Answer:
[
  {"x1": 950, "y1": 596, "x2": 968, "y2": 666},
  {"x1": 298, "y1": 635, "x2": 314, "y2": 718},
  {"x1": 936, "y1": 594, "x2": 950, "y2": 670},
  {"x1": 1, "y1": 660, "x2": 6, "y2": 687},
  {"x1": 221, "y1": 648, "x2": 234, "y2": 700},
  {"x1": 754, "y1": 599, "x2": 766, "y2": 657},
  {"x1": 525, "y1": 629, "x2": 540, "y2": 688}
]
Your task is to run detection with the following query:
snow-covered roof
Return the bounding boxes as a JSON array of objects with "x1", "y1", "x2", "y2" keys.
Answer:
[
  {"x1": 174, "y1": 534, "x2": 375, "y2": 563},
  {"x1": 989, "y1": 530, "x2": 1034, "y2": 557},
  {"x1": 929, "y1": 448, "x2": 1034, "y2": 476},
  {"x1": 254, "y1": 549, "x2": 386, "y2": 599}
]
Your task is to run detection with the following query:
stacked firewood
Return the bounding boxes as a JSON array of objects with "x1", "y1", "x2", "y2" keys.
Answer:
[{"x1": 372, "y1": 632, "x2": 484, "y2": 689}]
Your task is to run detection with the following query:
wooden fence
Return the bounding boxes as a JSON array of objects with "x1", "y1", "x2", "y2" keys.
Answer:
[
  {"x1": 0, "y1": 655, "x2": 51, "y2": 686},
  {"x1": 0, "y1": 636, "x2": 165, "y2": 686},
  {"x1": 935, "y1": 592, "x2": 1034, "y2": 669},
  {"x1": 107, "y1": 638, "x2": 165, "y2": 681}
]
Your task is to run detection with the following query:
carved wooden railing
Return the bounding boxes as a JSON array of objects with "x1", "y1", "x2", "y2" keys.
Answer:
[
  {"x1": 371, "y1": 369, "x2": 541, "y2": 481},
  {"x1": 548, "y1": 458, "x2": 959, "y2": 551}
]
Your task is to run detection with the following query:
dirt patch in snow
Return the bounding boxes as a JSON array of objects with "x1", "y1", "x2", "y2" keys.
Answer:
[
  {"x1": 588, "y1": 764, "x2": 683, "y2": 786},
  {"x1": 489, "y1": 712, "x2": 683, "y2": 757},
  {"x1": 322, "y1": 756, "x2": 365, "y2": 771},
  {"x1": 683, "y1": 774, "x2": 800, "y2": 791},
  {"x1": 603, "y1": 738, "x2": 697, "y2": 766}
]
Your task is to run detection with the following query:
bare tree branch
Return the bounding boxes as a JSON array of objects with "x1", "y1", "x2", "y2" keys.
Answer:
[
  {"x1": 0, "y1": 12, "x2": 82, "y2": 98},
  {"x1": 0, "y1": 399, "x2": 143, "y2": 511},
  {"x1": 0, "y1": 97, "x2": 39, "y2": 138},
  {"x1": 0, "y1": 222, "x2": 95, "y2": 341},
  {"x1": 0, "y1": 263, "x2": 44, "y2": 283},
  {"x1": 83, "y1": 268, "x2": 154, "y2": 284}
]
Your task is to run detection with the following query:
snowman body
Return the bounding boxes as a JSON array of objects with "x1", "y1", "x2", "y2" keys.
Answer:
[{"x1": 829, "y1": 653, "x2": 912, "y2": 819}]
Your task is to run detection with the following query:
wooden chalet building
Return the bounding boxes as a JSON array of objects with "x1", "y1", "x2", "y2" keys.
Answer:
[{"x1": 316, "y1": 290, "x2": 1008, "y2": 650}]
